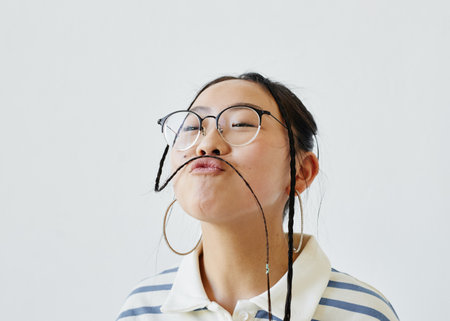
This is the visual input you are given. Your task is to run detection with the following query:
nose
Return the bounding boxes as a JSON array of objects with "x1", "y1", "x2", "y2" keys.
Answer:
[{"x1": 195, "y1": 119, "x2": 231, "y2": 156}]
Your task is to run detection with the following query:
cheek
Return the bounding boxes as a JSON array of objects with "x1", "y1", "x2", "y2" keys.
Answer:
[
  {"x1": 169, "y1": 150, "x2": 184, "y2": 172},
  {"x1": 168, "y1": 138, "x2": 291, "y2": 221},
  {"x1": 169, "y1": 150, "x2": 191, "y2": 185},
  {"x1": 238, "y1": 145, "x2": 290, "y2": 199}
]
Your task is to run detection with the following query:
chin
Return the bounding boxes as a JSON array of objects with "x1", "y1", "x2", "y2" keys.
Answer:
[{"x1": 178, "y1": 197, "x2": 233, "y2": 223}]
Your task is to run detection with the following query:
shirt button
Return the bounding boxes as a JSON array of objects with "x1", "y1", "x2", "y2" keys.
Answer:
[{"x1": 238, "y1": 312, "x2": 249, "y2": 321}]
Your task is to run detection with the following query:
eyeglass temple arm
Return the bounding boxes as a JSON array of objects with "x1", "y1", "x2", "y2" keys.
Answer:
[
  {"x1": 262, "y1": 111, "x2": 288, "y2": 129},
  {"x1": 157, "y1": 118, "x2": 165, "y2": 132}
]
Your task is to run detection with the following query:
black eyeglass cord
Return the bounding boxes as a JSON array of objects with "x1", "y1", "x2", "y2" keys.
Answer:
[{"x1": 155, "y1": 151, "x2": 273, "y2": 321}]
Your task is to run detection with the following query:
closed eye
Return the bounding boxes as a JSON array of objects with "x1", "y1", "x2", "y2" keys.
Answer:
[
  {"x1": 231, "y1": 122, "x2": 257, "y2": 128},
  {"x1": 182, "y1": 126, "x2": 199, "y2": 132}
]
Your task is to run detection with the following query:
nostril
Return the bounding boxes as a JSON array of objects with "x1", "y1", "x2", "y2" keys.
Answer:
[{"x1": 198, "y1": 149, "x2": 219, "y2": 156}]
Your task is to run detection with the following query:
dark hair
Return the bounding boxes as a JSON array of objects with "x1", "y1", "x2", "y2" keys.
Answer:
[{"x1": 156, "y1": 72, "x2": 319, "y2": 321}]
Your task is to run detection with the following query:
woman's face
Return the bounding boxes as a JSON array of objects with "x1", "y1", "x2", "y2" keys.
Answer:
[{"x1": 170, "y1": 79, "x2": 291, "y2": 226}]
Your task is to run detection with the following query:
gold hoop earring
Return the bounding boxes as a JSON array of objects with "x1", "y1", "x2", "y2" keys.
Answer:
[
  {"x1": 163, "y1": 199, "x2": 202, "y2": 256},
  {"x1": 294, "y1": 190, "x2": 304, "y2": 254}
]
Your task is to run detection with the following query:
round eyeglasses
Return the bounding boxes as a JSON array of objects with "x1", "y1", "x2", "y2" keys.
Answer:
[{"x1": 157, "y1": 104, "x2": 287, "y2": 151}]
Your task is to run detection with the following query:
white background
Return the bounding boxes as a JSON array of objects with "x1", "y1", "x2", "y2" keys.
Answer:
[{"x1": 1, "y1": 1, "x2": 449, "y2": 320}]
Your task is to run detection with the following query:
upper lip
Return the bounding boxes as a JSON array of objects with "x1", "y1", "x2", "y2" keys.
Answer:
[{"x1": 189, "y1": 158, "x2": 225, "y2": 172}]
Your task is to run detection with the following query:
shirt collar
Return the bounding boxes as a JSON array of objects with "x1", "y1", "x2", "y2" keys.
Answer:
[
  {"x1": 249, "y1": 235, "x2": 331, "y2": 321},
  {"x1": 161, "y1": 234, "x2": 331, "y2": 320},
  {"x1": 161, "y1": 243, "x2": 210, "y2": 313}
]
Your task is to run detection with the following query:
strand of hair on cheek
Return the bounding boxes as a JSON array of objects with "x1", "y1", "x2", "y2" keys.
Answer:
[{"x1": 154, "y1": 154, "x2": 272, "y2": 321}]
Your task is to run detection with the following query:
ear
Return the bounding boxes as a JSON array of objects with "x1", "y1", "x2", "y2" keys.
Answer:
[{"x1": 285, "y1": 151, "x2": 319, "y2": 195}]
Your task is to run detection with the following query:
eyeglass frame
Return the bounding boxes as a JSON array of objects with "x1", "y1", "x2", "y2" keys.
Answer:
[{"x1": 157, "y1": 103, "x2": 288, "y2": 151}]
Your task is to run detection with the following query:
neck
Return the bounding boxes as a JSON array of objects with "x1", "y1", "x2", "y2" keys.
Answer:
[{"x1": 198, "y1": 214, "x2": 298, "y2": 314}]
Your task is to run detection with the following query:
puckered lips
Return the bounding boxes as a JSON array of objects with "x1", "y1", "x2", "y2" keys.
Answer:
[{"x1": 189, "y1": 158, "x2": 225, "y2": 175}]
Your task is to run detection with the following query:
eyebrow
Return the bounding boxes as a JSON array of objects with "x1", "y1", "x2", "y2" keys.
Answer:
[
  {"x1": 189, "y1": 103, "x2": 264, "y2": 112},
  {"x1": 236, "y1": 102, "x2": 263, "y2": 110},
  {"x1": 190, "y1": 106, "x2": 212, "y2": 113}
]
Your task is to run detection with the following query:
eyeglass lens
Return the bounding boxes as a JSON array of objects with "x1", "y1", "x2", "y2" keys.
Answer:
[{"x1": 162, "y1": 107, "x2": 261, "y2": 150}]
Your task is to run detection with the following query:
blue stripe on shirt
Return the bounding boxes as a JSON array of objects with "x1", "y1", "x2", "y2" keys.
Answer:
[
  {"x1": 255, "y1": 310, "x2": 283, "y2": 321},
  {"x1": 159, "y1": 267, "x2": 179, "y2": 274},
  {"x1": 327, "y1": 280, "x2": 398, "y2": 318},
  {"x1": 194, "y1": 307, "x2": 208, "y2": 311},
  {"x1": 128, "y1": 284, "x2": 172, "y2": 296},
  {"x1": 331, "y1": 267, "x2": 351, "y2": 276},
  {"x1": 319, "y1": 298, "x2": 391, "y2": 321},
  {"x1": 117, "y1": 306, "x2": 162, "y2": 320}
]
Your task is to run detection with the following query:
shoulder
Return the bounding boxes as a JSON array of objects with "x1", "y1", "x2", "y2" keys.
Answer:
[
  {"x1": 116, "y1": 267, "x2": 179, "y2": 321},
  {"x1": 312, "y1": 268, "x2": 400, "y2": 321}
]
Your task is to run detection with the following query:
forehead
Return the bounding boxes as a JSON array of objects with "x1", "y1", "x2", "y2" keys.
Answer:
[{"x1": 191, "y1": 79, "x2": 281, "y2": 117}]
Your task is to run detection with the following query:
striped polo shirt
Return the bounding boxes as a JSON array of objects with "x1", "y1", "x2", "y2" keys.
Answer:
[{"x1": 117, "y1": 235, "x2": 399, "y2": 321}]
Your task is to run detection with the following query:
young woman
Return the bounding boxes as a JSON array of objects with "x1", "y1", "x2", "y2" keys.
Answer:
[{"x1": 117, "y1": 73, "x2": 399, "y2": 321}]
